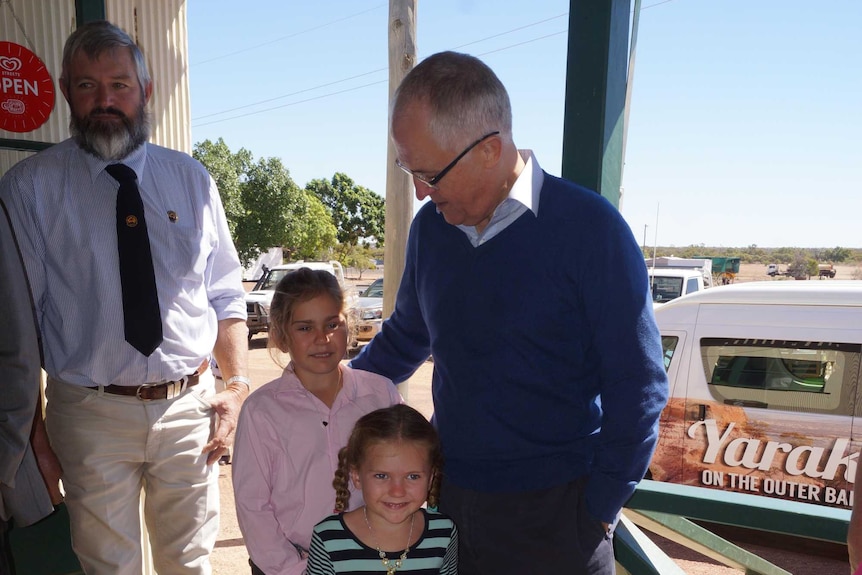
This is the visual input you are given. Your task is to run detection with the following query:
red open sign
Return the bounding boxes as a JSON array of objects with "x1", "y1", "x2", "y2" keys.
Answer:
[{"x1": 0, "y1": 41, "x2": 55, "y2": 133}]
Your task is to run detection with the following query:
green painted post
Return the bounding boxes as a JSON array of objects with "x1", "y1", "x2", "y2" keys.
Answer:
[
  {"x1": 75, "y1": 0, "x2": 106, "y2": 22},
  {"x1": 561, "y1": 0, "x2": 629, "y2": 208}
]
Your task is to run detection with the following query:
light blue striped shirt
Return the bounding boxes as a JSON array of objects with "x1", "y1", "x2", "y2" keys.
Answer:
[{"x1": 0, "y1": 139, "x2": 246, "y2": 387}]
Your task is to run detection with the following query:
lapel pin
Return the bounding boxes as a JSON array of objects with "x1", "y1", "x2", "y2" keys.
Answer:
[{"x1": 167, "y1": 211, "x2": 178, "y2": 222}]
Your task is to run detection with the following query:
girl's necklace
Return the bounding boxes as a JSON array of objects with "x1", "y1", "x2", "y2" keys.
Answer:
[{"x1": 363, "y1": 506, "x2": 415, "y2": 574}]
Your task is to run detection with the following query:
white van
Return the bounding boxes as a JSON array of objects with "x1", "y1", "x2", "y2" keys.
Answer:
[{"x1": 650, "y1": 281, "x2": 862, "y2": 511}]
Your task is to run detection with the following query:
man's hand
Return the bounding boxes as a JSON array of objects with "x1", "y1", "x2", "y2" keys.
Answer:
[
  {"x1": 31, "y1": 415, "x2": 63, "y2": 504},
  {"x1": 203, "y1": 383, "x2": 248, "y2": 465},
  {"x1": 206, "y1": 317, "x2": 249, "y2": 465}
]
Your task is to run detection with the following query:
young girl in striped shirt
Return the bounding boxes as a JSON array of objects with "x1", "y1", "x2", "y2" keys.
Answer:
[{"x1": 307, "y1": 404, "x2": 458, "y2": 574}]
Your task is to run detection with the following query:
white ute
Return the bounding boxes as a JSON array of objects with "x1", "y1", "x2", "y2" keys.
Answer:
[
  {"x1": 245, "y1": 261, "x2": 356, "y2": 346},
  {"x1": 646, "y1": 256, "x2": 714, "y2": 305}
]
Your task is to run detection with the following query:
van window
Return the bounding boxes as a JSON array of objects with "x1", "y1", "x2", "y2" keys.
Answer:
[
  {"x1": 661, "y1": 336, "x2": 679, "y2": 371},
  {"x1": 700, "y1": 338, "x2": 861, "y2": 415}
]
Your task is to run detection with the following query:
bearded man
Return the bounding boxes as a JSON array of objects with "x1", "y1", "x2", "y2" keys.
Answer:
[{"x1": 0, "y1": 20, "x2": 250, "y2": 575}]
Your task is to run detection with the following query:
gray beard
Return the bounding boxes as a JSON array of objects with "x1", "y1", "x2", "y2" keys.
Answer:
[{"x1": 70, "y1": 107, "x2": 151, "y2": 161}]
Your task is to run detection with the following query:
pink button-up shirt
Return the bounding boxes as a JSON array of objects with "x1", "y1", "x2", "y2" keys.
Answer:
[{"x1": 232, "y1": 363, "x2": 402, "y2": 575}]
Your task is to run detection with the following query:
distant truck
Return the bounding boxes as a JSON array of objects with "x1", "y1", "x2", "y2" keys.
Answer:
[
  {"x1": 646, "y1": 256, "x2": 714, "y2": 305},
  {"x1": 694, "y1": 255, "x2": 741, "y2": 285},
  {"x1": 767, "y1": 262, "x2": 836, "y2": 280},
  {"x1": 818, "y1": 264, "x2": 837, "y2": 278}
]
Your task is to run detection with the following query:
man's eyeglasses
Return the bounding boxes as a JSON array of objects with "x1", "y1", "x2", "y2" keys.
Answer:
[{"x1": 396, "y1": 131, "x2": 500, "y2": 191}]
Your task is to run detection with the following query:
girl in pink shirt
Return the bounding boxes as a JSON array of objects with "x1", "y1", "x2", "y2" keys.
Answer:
[{"x1": 232, "y1": 269, "x2": 401, "y2": 575}]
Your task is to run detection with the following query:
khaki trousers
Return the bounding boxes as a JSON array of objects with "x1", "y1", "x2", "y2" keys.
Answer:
[{"x1": 46, "y1": 375, "x2": 219, "y2": 575}]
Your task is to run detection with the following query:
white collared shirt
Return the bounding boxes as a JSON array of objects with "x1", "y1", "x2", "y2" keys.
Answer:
[{"x1": 456, "y1": 150, "x2": 544, "y2": 247}]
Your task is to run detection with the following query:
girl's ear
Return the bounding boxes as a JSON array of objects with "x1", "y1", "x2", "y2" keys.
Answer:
[
  {"x1": 350, "y1": 467, "x2": 361, "y2": 489},
  {"x1": 279, "y1": 334, "x2": 292, "y2": 355}
]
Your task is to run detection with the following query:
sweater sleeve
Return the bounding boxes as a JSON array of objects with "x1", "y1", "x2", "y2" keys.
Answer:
[
  {"x1": 578, "y1": 199, "x2": 669, "y2": 524},
  {"x1": 350, "y1": 212, "x2": 432, "y2": 383}
]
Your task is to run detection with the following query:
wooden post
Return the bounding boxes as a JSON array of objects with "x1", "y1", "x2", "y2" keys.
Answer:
[{"x1": 385, "y1": 0, "x2": 417, "y2": 398}]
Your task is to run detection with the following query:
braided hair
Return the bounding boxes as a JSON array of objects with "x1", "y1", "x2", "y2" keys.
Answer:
[{"x1": 333, "y1": 404, "x2": 444, "y2": 512}]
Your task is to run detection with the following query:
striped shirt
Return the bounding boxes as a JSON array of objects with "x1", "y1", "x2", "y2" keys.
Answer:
[
  {"x1": 0, "y1": 139, "x2": 246, "y2": 386},
  {"x1": 307, "y1": 509, "x2": 458, "y2": 574}
]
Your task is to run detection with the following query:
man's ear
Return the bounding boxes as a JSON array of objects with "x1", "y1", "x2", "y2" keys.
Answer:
[
  {"x1": 144, "y1": 81, "x2": 153, "y2": 105},
  {"x1": 59, "y1": 78, "x2": 70, "y2": 105},
  {"x1": 479, "y1": 134, "x2": 503, "y2": 168}
]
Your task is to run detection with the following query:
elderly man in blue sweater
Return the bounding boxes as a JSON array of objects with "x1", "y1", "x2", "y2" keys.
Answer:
[{"x1": 352, "y1": 51, "x2": 668, "y2": 574}]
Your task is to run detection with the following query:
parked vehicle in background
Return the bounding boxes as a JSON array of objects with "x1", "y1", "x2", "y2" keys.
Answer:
[
  {"x1": 694, "y1": 255, "x2": 741, "y2": 284},
  {"x1": 245, "y1": 261, "x2": 354, "y2": 344},
  {"x1": 646, "y1": 256, "x2": 714, "y2": 305},
  {"x1": 355, "y1": 278, "x2": 383, "y2": 344},
  {"x1": 819, "y1": 264, "x2": 837, "y2": 278},
  {"x1": 766, "y1": 263, "x2": 782, "y2": 276},
  {"x1": 650, "y1": 281, "x2": 862, "y2": 511}
]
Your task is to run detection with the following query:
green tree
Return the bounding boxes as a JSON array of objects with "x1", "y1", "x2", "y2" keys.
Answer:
[
  {"x1": 192, "y1": 138, "x2": 251, "y2": 237},
  {"x1": 786, "y1": 252, "x2": 818, "y2": 279},
  {"x1": 306, "y1": 173, "x2": 385, "y2": 247},
  {"x1": 195, "y1": 140, "x2": 337, "y2": 266},
  {"x1": 339, "y1": 243, "x2": 377, "y2": 279},
  {"x1": 236, "y1": 157, "x2": 306, "y2": 264},
  {"x1": 292, "y1": 191, "x2": 338, "y2": 260},
  {"x1": 822, "y1": 246, "x2": 851, "y2": 263}
]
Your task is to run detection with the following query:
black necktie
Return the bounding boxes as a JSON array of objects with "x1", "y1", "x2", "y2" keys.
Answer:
[{"x1": 106, "y1": 163, "x2": 163, "y2": 356}]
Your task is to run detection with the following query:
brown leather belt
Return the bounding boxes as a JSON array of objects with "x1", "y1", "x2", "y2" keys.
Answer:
[{"x1": 93, "y1": 374, "x2": 200, "y2": 401}]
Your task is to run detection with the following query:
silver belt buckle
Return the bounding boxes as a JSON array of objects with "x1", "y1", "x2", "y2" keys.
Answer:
[{"x1": 135, "y1": 381, "x2": 163, "y2": 401}]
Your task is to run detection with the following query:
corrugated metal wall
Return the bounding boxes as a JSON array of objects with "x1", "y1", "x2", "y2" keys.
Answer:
[
  {"x1": 106, "y1": 0, "x2": 191, "y2": 153},
  {"x1": 0, "y1": 0, "x2": 191, "y2": 178}
]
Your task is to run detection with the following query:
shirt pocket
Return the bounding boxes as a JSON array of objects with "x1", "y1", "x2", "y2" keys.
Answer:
[{"x1": 166, "y1": 224, "x2": 210, "y2": 281}]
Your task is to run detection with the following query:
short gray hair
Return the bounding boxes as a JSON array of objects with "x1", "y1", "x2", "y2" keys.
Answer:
[
  {"x1": 61, "y1": 20, "x2": 151, "y2": 97},
  {"x1": 392, "y1": 51, "x2": 512, "y2": 150}
]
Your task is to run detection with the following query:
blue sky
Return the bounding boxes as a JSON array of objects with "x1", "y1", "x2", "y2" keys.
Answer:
[{"x1": 187, "y1": 1, "x2": 861, "y2": 249}]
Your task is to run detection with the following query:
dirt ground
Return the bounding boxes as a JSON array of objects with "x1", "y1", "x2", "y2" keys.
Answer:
[
  {"x1": 211, "y1": 267, "x2": 854, "y2": 574},
  {"x1": 730, "y1": 262, "x2": 859, "y2": 283}
]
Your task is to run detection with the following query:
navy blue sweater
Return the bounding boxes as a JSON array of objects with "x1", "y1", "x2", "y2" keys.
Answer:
[{"x1": 352, "y1": 173, "x2": 668, "y2": 523}]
